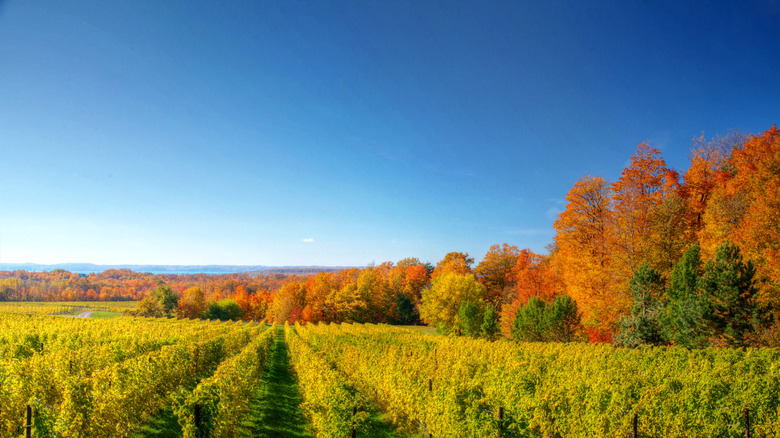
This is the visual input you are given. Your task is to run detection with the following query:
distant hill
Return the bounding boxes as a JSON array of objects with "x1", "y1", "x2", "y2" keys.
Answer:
[{"x1": 0, "y1": 263, "x2": 356, "y2": 276}]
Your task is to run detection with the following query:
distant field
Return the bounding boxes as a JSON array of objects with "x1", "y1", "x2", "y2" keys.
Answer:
[
  {"x1": 397, "y1": 324, "x2": 439, "y2": 335},
  {"x1": 0, "y1": 301, "x2": 138, "y2": 315},
  {"x1": 87, "y1": 310, "x2": 124, "y2": 318}
]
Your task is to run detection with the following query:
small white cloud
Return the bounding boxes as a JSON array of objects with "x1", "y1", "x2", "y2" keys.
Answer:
[{"x1": 302, "y1": 238, "x2": 315, "y2": 243}]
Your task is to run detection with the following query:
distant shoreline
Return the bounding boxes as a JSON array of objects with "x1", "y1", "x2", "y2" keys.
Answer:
[{"x1": 0, "y1": 263, "x2": 358, "y2": 276}]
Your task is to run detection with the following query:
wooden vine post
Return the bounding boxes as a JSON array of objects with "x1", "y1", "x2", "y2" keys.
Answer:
[
  {"x1": 194, "y1": 403, "x2": 202, "y2": 435},
  {"x1": 496, "y1": 406, "x2": 504, "y2": 438},
  {"x1": 25, "y1": 405, "x2": 32, "y2": 438},
  {"x1": 351, "y1": 406, "x2": 357, "y2": 438}
]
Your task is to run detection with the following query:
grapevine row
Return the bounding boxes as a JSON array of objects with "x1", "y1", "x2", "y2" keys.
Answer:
[
  {"x1": 301, "y1": 323, "x2": 780, "y2": 438},
  {"x1": 285, "y1": 323, "x2": 369, "y2": 437},
  {"x1": 176, "y1": 324, "x2": 276, "y2": 438}
]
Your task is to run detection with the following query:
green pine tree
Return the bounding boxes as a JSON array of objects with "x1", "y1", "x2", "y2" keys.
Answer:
[
  {"x1": 546, "y1": 295, "x2": 582, "y2": 342},
  {"x1": 458, "y1": 300, "x2": 483, "y2": 337},
  {"x1": 662, "y1": 243, "x2": 710, "y2": 348},
  {"x1": 701, "y1": 241, "x2": 757, "y2": 347},
  {"x1": 512, "y1": 297, "x2": 547, "y2": 342},
  {"x1": 480, "y1": 303, "x2": 500, "y2": 340},
  {"x1": 615, "y1": 264, "x2": 666, "y2": 347}
]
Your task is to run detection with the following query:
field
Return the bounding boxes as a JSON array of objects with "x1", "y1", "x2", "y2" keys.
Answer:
[
  {"x1": 0, "y1": 303, "x2": 778, "y2": 437},
  {"x1": 0, "y1": 301, "x2": 139, "y2": 316}
]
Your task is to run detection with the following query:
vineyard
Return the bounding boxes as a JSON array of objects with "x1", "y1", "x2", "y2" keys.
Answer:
[
  {"x1": 0, "y1": 307, "x2": 275, "y2": 437},
  {"x1": 0, "y1": 301, "x2": 139, "y2": 316},
  {"x1": 0, "y1": 304, "x2": 778, "y2": 437},
  {"x1": 291, "y1": 323, "x2": 780, "y2": 437}
]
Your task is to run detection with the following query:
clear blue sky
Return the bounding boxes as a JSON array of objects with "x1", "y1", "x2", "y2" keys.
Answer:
[{"x1": 1, "y1": 0, "x2": 778, "y2": 266}]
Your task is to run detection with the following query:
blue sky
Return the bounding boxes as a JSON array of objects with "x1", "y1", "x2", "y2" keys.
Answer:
[{"x1": 1, "y1": 0, "x2": 778, "y2": 266}]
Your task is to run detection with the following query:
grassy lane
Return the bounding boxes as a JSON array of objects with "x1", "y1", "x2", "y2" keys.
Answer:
[
  {"x1": 252, "y1": 326, "x2": 315, "y2": 438},
  {"x1": 134, "y1": 408, "x2": 180, "y2": 438}
]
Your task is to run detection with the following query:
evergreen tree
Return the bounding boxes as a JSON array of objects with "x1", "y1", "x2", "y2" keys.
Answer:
[
  {"x1": 701, "y1": 242, "x2": 757, "y2": 347},
  {"x1": 512, "y1": 297, "x2": 548, "y2": 342},
  {"x1": 546, "y1": 295, "x2": 582, "y2": 342},
  {"x1": 394, "y1": 293, "x2": 417, "y2": 325},
  {"x1": 480, "y1": 303, "x2": 500, "y2": 340},
  {"x1": 662, "y1": 244, "x2": 710, "y2": 348},
  {"x1": 615, "y1": 264, "x2": 665, "y2": 347},
  {"x1": 206, "y1": 298, "x2": 243, "y2": 321},
  {"x1": 458, "y1": 300, "x2": 483, "y2": 337}
]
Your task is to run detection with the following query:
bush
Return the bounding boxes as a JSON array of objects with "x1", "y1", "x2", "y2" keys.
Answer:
[{"x1": 205, "y1": 299, "x2": 243, "y2": 321}]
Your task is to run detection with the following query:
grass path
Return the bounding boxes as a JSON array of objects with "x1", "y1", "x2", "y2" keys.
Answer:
[
  {"x1": 251, "y1": 326, "x2": 315, "y2": 438},
  {"x1": 138, "y1": 324, "x2": 406, "y2": 437}
]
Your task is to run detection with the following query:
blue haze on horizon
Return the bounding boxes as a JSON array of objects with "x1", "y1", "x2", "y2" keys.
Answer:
[{"x1": 1, "y1": 0, "x2": 778, "y2": 266}]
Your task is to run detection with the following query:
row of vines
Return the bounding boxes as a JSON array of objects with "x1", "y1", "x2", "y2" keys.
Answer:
[
  {"x1": 291, "y1": 322, "x2": 780, "y2": 438},
  {"x1": 0, "y1": 301, "x2": 139, "y2": 316},
  {"x1": 0, "y1": 312, "x2": 274, "y2": 437}
]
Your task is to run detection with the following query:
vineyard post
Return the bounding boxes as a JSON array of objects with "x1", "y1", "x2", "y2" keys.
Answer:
[
  {"x1": 744, "y1": 408, "x2": 750, "y2": 438},
  {"x1": 632, "y1": 413, "x2": 638, "y2": 438},
  {"x1": 426, "y1": 378, "x2": 433, "y2": 437},
  {"x1": 497, "y1": 406, "x2": 504, "y2": 438},
  {"x1": 25, "y1": 405, "x2": 32, "y2": 438},
  {"x1": 194, "y1": 403, "x2": 202, "y2": 434},
  {"x1": 351, "y1": 406, "x2": 356, "y2": 438}
]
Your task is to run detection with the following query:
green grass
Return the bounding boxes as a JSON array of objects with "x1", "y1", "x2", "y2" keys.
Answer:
[
  {"x1": 397, "y1": 325, "x2": 440, "y2": 335},
  {"x1": 89, "y1": 311, "x2": 124, "y2": 318},
  {"x1": 134, "y1": 408, "x2": 181, "y2": 438},
  {"x1": 360, "y1": 411, "x2": 408, "y2": 438},
  {"x1": 251, "y1": 326, "x2": 315, "y2": 438}
]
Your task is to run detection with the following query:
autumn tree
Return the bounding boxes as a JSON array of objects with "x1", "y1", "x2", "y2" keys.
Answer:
[
  {"x1": 396, "y1": 257, "x2": 423, "y2": 269},
  {"x1": 500, "y1": 249, "x2": 562, "y2": 336},
  {"x1": 432, "y1": 252, "x2": 474, "y2": 278},
  {"x1": 153, "y1": 284, "x2": 179, "y2": 315},
  {"x1": 681, "y1": 132, "x2": 743, "y2": 234},
  {"x1": 510, "y1": 250, "x2": 560, "y2": 303},
  {"x1": 304, "y1": 272, "x2": 335, "y2": 322},
  {"x1": 552, "y1": 175, "x2": 621, "y2": 340},
  {"x1": 243, "y1": 289, "x2": 270, "y2": 321},
  {"x1": 402, "y1": 264, "x2": 430, "y2": 302},
  {"x1": 385, "y1": 258, "x2": 429, "y2": 324},
  {"x1": 611, "y1": 142, "x2": 680, "y2": 282},
  {"x1": 178, "y1": 286, "x2": 207, "y2": 319},
  {"x1": 419, "y1": 272, "x2": 486, "y2": 334},
  {"x1": 268, "y1": 281, "x2": 306, "y2": 323},
  {"x1": 326, "y1": 283, "x2": 366, "y2": 323},
  {"x1": 700, "y1": 126, "x2": 780, "y2": 299},
  {"x1": 357, "y1": 268, "x2": 394, "y2": 323},
  {"x1": 138, "y1": 293, "x2": 164, "y2": 317},
  {"x1": 474, "y1": 243, "x2": 520, "y2": 308}
]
